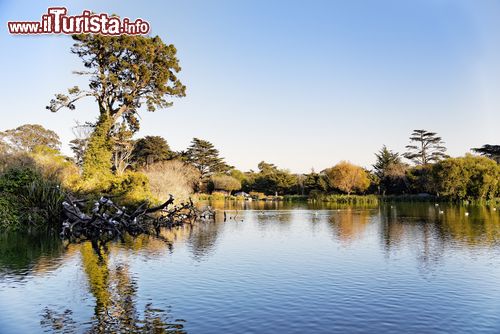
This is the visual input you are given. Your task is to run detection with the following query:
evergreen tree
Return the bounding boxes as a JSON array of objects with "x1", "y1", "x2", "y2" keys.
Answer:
[
  {"x1": 131, "y1": 136, "x2": 172, "y2": 167},
  {"x1": 185, "y1": 138, "x2": 231, "y2": 179},
  {"x1": 47, "y1": 34, "x2": 185, "y2": 182},
  {"x1": 373, "y1": 146, "x2": 408, "y2": 194},
  {"x1": 404, "y1": 129, "x2": 448, "y2": 165},
  {"x1": 472, "y1": 144, "x2": 500, "y2": 163},
  {"x1": 373, "y1": 145, "x2": 401, "y2": 178}
]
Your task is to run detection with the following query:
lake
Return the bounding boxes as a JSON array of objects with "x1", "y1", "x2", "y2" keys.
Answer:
[{"x1": 1, "y1": 202, "x2": 500, "y2": 333}]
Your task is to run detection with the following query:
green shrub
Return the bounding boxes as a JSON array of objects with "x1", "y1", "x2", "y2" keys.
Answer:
[
  {"x1": 433, "y1": 155, "x2": 500, "y2": 201},
  {"x1": 0, "y1": 167, "x2": 38, "y2": 194},
  {"x1": 21, "y1": 178, "x2": 65, "y2": 225},
  {"x1": 0, "y1": 167, "x2": 65, "y2": 228},
  {"x1": 209, "y1": 191, "x2": 227, "y2": 201},
  {"x1": 0, "y1": 195, "x2": 20, "y2": 229},
  {"x1": 309, "y1": 192, "x2": 379, "y2": 205},
  {"x1": 108, "y1": 171, "x2": 154, "y2": 206}
]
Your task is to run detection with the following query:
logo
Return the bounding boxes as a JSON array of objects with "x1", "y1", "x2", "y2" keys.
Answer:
[{"x1": 8, "y1": 7, "x2": 151, "y2": 35}]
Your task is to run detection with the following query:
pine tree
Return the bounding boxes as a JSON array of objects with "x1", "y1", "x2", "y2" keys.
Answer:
[
  {"x1": 185, "y1": 138, "x2": 231, "y2": 179},
  {"x1": 47, "y1": 34, "x2": 185, "y2": 181},
  {"x1": 373, "y1": 145, "x2": 401, "y2": 178},
  {"x1": 404, "y1": 129, "x2": 448, "y2": 165},
  {"x1": 472, "y1": 144, "x2": 500, "y2": 163}
]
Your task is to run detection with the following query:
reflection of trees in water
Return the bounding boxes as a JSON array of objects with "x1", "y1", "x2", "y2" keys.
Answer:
[
  {"x1": 40, "y1": 242, "x2": 186, "y2": 333},
  {"x1": 327, "y1": 209, "x2": 371, "y2": 243},
  {"x1": 203, "y1": 200, "x2": 289, "y2": 211},
  {"x1": 379, "y1": 203, "x2": 500, "y2": 249},
  {"x1": 186, "y1": 218, "x2": 225, "y2": 260},
  {"x1": 378, "y1": 203, "x2": 500, "y2": 274},
  {"x1": 0, "y1": 230, "x2": 65, "y2": 278}
]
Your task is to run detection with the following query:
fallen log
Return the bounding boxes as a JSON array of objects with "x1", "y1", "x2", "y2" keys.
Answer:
[{"x1": 60, "y1": 194, "x2": 215, "y2": 246}]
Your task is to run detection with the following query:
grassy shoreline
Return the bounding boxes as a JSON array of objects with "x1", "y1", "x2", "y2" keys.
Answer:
[{"x1": 193, "y1": 193, "x2": 500, "y2": 206}]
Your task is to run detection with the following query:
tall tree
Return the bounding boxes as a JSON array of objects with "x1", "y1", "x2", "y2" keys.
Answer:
[
  {"x1": 47, "y1": 34, "x2": 186, "y2": 181},
  {"x1": 249, "y1": 161, "x2": 298, "y2": 195},
  {"x1": 131, "y1": 136, "x2": 172, "y2": 167},
  {"x1": 472, "y1": 144, "x2": 500, "y2": 163},
  {"x1": 325, "y1": 161, "x2": 370, "y2": 195},
  {"x1": 373, "y1": 145, "x2": 401, "y2": 178},
  {"x1": 404, "y1": 129, "x2": 448, "y2": 165},
  {"x1": 185, "y1": 138, "x2": 231, "y2": 179},
  {"x1": 373, "y1": 146, "x2": 408, "y2": 194},
  {"x1": 0, "y1": 124, "x2": 61, "y2": 152}
]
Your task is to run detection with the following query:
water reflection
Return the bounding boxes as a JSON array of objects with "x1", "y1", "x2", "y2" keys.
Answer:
[
  {"x1": 327, "y1": 209, "x2": 372, "y2": 243},
  {"x1": 377, "y1": 203, "x2": 500, "y2": 249},
  {"x1": 1, "y1": 203, "x2": 498, "y2": 277},
  {"x1": 0, "y1": 230, "x2": 65, "y2": 278},
  {"x1": 40, "y1": 242, "x2": 186, "y2": 333},
  {"x1": 1, "y1": 202, "x2": 500, "y2": 333}
]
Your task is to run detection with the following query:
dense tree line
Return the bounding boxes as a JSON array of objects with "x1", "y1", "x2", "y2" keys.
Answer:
[{"x1": 1, "y1": 123, "x2": 498, "y2": 204}]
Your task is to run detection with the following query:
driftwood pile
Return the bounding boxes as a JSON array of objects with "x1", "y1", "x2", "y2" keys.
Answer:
[{"x1": 60, "y1": 195, "x2": 215, "y2": 245}]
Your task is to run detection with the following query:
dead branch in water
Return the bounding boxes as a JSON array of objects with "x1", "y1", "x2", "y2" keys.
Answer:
[{"x1": 60, "y1": 195, "x2": 215, "y2": 249}]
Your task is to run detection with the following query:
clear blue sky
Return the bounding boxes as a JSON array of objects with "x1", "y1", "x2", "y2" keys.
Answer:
[{"x1": 1, "y1": 0, "x2": 499, "y2": 172}]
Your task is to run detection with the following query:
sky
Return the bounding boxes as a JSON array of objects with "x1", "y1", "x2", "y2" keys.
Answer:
[{"x1": 0, "y1": 0, "x2": 499, "y2": 173}]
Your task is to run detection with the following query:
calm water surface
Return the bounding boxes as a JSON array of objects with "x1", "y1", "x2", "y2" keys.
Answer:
[{"x1": 1, "y1": 202, "x2": 500, "y2": 333}]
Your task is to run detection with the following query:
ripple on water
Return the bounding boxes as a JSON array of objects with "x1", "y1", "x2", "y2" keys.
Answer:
[{"x1": 1, "y1": 204, "x2": 500, "y2": 333}]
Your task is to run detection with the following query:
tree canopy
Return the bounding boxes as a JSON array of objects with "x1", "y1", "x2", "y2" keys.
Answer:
[
  {"x1": 433, "y1": 155, "x2": 500, "y2": 200},
  {"x1": 373, "y1": 145, "x2": 408, "y2": 194},
  {"x1": 47, "y1": 34, "x2": 186, "y2": 181},
  {"x1": 325, "y1": 161, "x2": 370, "y2": 195},
  {"x1": 404, "y1": 129, "x2": 448, "y2": 165},
  {"x1": 0, "y1": 124, "x2": 61, "y2": 152},
  {"x1": 472, "y1": 145, "x2": 500, "y2": 163},
  {"x1": 47, "y1": 34, "x2": 186, "y2": 129},
  {"x1": 185, "y1": 138, "x2": 232, "y2": 179},
  {"x1": 210, "y1": 174, "x2": 241, "y2": 193},
  {"x1": 131, "y1": 136, "x2": 172, "y2": 167},
  {"x1": 247, "y1": 161, "x2": 298, "y2": 195}
]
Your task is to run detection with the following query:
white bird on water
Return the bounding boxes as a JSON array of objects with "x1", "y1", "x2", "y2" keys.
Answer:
[
  {"x1": 439, "y1": 210, "x2": 444, "y2": 214},
  {"x1": 465, "y1": 212, "x2": 469, "y2": 216}
]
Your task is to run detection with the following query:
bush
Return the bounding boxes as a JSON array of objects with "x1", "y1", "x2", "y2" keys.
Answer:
[
  {"x1": 210, "y1": 174, "x2": 241, "y2": 193},
  {"x1": 309, "y1": 192, "x2": 379, "y2": 205},
  {"x1": 433, "y1": 155, "x2": 500, "y2": 201},
  {"x1": 108, "y1": 171, "x2": 153, "y2": 205},
  {"x1": 0, "y1": 150, "x2": 77, "y2": 229},
  {"x1": 141, "y1": 160, "x2": 200, "y2": 202},
  {"x1": 210, "y1": 191, "x2": 227, "y2": 201},
  {"x1": 30, "y1": 146, "x2": 79, "y2": 189},
  {"x1": 0, "y1": 166, "x2": 65, "y2": 229},
  {"x1": 0, "y1": 167, "x2": 38, "y2": 193},
  {"x1": 21, "y1": 178, "x2": 65, "y2": 225},
  {"x1": 0, "y1": 195, "x2": 20, "y2": 229}
]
